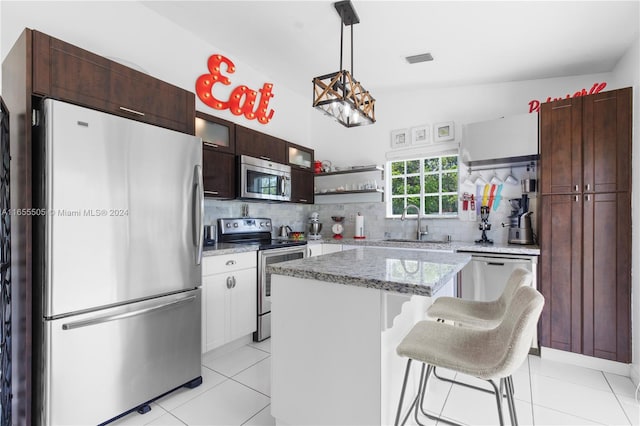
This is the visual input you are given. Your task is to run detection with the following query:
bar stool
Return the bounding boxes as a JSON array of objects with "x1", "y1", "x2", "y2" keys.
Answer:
[
  {"x1": 394, "y1": 286, "x2": 544, "y2": 426},
  {"x1": 427, "y1": 267, "x2": 533, "y2": 328}
]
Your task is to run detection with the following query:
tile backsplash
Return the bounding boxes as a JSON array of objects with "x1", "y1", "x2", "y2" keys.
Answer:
[{"x1": 205, "y1": 194, "x2": 538, "y2": 244}]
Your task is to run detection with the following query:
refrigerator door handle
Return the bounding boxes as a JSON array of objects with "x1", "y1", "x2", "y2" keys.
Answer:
[
  {"x1": 193, "y1": 165, "x2": 204, "y2": 265},
  {"x1": 61, "y1": 295, "x2": 197, "y2": 330}
]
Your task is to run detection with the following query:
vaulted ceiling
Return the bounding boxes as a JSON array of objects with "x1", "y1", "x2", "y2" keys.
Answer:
[{"x1": 142, "y1": 1, "x2": 639, "y2": 97}]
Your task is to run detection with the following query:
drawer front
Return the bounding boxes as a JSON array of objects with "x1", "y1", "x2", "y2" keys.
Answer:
[{"x1": 203, "y1": 251, "x2": 257, "y2": 275}]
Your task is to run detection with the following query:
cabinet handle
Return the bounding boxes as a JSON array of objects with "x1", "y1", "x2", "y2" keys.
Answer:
[
  {"x1": 585, "y1": 183, "x2": 591, "y2": 191},
  {"x1": 226, "y1": 276, "x2": 234, "y2": 289},
  {"x1": 574, "y1": 185, "x2": 579, "y2": 192},
  {"x1": 575, "y1": 195, "x2": 580, "y2": 202},
  {"x1": 259, "y1": 156, "x2": 271, "y2": 161},
  {"x1": 119, "y1": 106, "x2": 145, "y2": 116},
  {"x1": 299, "y1": 199, "x2": 308, "y2": 202},
  {"x1": 232, "y1": 276, "x2": 237, "y2": 288},
  {"x1": 225, "y1": 260, "x2": 236, "y2": 266},
  {"x1": 203, "y1": 142, "x2": 220, "y2": 148},
  {"x1": 585, "y1": 194, "x2": 591, "y2": 201},
  {"x1": 204, "y1": 191, "x2": 219, "y2": 195}
]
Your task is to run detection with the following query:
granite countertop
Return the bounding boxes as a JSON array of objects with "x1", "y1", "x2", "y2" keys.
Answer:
[
  {"x1": 454, "y1": 242, "x2": 540, "y2": 256},
  {"x1": 318, "y1": 238, "x2": 540, "y2": 255},
  {"x1": 202, "y1": 242, "x2": 259, "y2": 257},
  {"x1": 268, "y1": 247, "x2": 471, "y2": 297}
]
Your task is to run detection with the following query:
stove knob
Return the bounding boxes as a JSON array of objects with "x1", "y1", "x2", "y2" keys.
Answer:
[
  {"x1": 226, "y1": 223, "x2": 231, "y2": 228},
  {"x1": 260, "y1": 222, "x2": 265, "y2": 227},
  {"x1": 265, "y1": 221, "x2": 271, "y2": 227},
  {"x1": 233, "y1": 223, "x2": 238, "y2": 228}
]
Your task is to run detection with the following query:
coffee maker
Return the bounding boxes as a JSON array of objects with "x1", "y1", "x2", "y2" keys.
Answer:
[{"x1": 505, "y1": 195, "x2": 534, "y2": 245}]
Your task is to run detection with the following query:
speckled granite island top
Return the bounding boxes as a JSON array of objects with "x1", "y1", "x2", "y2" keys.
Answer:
[{"x1": 268, "y1": 247, "x2": 471, "y2": 297}]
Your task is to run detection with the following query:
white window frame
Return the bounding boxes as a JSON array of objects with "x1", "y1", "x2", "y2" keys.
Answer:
[{"x1": 385, "y1": 154, "x2": 459, "y2": 218}]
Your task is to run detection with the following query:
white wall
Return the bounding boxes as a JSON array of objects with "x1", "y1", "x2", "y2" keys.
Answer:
[
  {"x1": 610, "y1": 36, "x2": 640, "y2": 383},
  {"x1": 0, "y1": 1, "x2": 310, "y2": 145},
  {"x1": 311, "y1": 73, "x2": 614, "y2": 168}
]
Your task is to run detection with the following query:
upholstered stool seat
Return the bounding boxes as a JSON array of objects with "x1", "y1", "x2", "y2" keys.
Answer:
[
  {"x1": 426, "y1": 267, "x2": 533, "y2": 328},
  {"x1": 394, "y1": 286, "x2": 544, "y2": 426}
]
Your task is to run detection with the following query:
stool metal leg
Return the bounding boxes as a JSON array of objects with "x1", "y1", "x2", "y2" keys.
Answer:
[
  {"x1": 395, "y1": 359, "x2": 413, "y2": 426},
  {"x1": 396, "y1": 360, "x2": 514, "y2": 426},
  {"x1": 418, "y1": 364, "x2": 464, "y2": 426},
  {"x1": 433, "y1": 366, "x2": 509, "y2": 398},
  {"x1": 489, "y1": 379, "x2": 505, "y2": 426},
  {"x1": 505, "y1": 375, "x2": 518, "y2": 426}
]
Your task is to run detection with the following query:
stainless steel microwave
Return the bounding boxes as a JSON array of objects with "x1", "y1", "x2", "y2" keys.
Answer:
[{"x1": 239, "y1": 155, "x2": 291, "y2": 201}]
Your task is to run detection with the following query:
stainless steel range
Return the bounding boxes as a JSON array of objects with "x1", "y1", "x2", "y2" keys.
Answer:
[{"x1": 217, "y1": 218, "x2": 306, "y2": 341}]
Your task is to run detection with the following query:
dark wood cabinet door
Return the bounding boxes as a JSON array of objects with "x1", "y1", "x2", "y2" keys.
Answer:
[
  {"x1": 582, "y1": 192, "x2": 631, "y2": 362},
  {"x1": 540, "y1": 97, "x2": 583, "y2": 195},
  {"x1": 539, "y1": 194, "x2": 582, "y2": 354},
  {"x1": 235, "y1": 125, "x2": 286, "y2": 163},
  {"x1": 32, "y1": 30, "x2": 194, "y2": 134},
  {"x1": 582, "y1": 88, "x2": 632, "y2": 194},
  {"x1": 290, "y1": 169, "x2": 314, "y2": 204},
  {"x1": 202, "y1": 149, "x2": 235, "y2": 199}
]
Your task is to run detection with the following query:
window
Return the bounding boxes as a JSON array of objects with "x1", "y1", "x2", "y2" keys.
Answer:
[{"x1": 387, "y1": 154, "x2": 458, "y2": 217}]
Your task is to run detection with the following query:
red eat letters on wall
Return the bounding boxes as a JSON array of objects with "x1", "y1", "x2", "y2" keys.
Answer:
[{"x1": 196, "y1": 54, "x2": 275, "y2": 124}]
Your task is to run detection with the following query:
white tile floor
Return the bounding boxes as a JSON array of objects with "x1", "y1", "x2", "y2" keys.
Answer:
[{"x1": 112, "y1": 339, "x2": 639, "y2": 426}]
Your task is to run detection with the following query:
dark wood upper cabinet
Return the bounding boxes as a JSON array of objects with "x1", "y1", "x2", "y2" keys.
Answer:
[
  {"x1": 32, "y1": 30, "x2": 195, "y2": 134},
  {"x1": 539, "y1": 87, "x2": 632, "y2": 363},
  {"x1": 196, "y1": 111, "x2": 236, "y2": 199},
  {"x1": 286, "y1": 142, "x2": 314, "y2": 171},
  {"x1": 287, "y1": 142, "x2": 314, "y2": 204},
  {"x1": 195, "y1": 111, "x2": 235, "y2": 154},
  {"x1": 202, "y1": 149, "x2": 235, "y2": 199},
  {"x1": 539, "y1": 97, "x2": 583, "y2": 195},
  {"x1": 582, "y1": 89, "x2": 632, "y2": 193},
  {"x1": 540, "y1": 88, "x2": 631, "y2": 195},
  {"x1": 235, "y1": 125, "x2": 286, "y2": 164},
  {"x1": 290, "y1": 168, "x2": 314, "y2": 204}
]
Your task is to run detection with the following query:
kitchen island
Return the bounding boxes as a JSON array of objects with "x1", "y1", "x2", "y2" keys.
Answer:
[{"x1": 268, "y1": 247, "x2": 471, "y2": 426}]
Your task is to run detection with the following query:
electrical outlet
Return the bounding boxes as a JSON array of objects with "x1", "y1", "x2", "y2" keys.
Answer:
[{"x1": 348, "y1": 213, "x2": 355, "y2": 222}]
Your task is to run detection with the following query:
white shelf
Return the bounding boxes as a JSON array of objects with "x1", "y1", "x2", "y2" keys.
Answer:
[
  {"x1": 315, "y1": 189, "x2": 383, "y2": 196},
  {"x1": 314, "y1": 166, "x2": 384, "y2": 204},
  {"x1": 316, "y1": 165, "x2": 383, "y2": 177}
]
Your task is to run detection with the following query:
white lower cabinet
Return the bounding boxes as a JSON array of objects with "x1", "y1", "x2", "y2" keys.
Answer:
[
  {"x1": 306, "y1": 243, "x2": 322, "y2": 257},
  {"x1": 307, "y1": 243, "x2": 343, "y2": 257},
  {"x1": 202, "y1": 252, "x2": 257, "y2": 353}
]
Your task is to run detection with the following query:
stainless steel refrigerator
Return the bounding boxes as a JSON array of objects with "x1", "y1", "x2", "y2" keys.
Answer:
[{"x1": 32, "y1": 99, "x2": 204, "y2": 425}]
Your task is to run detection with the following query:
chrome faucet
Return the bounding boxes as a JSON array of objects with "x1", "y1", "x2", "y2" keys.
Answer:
[{"x1": 401, "y1": 204, "x2": 428, "y2": 240}]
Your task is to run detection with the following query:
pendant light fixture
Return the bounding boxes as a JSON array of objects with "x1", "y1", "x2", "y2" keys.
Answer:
[{"x1": 312, "y1": 0, "x2": 375, "y2": 127}]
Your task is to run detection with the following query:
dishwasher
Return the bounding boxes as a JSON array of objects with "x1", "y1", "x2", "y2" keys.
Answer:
[{"x1": 458, "y1": 251, "x2": 539, "y2": 352}]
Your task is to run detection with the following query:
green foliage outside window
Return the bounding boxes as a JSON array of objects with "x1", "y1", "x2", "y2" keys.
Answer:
[{"x1": 388, "y1": 155, "x2": 459, "y2": 216}]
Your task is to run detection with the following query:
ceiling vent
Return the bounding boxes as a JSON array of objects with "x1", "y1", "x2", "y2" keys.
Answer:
[{"x1": 405, "y1": 53, "x2": 434, "y2": 64}]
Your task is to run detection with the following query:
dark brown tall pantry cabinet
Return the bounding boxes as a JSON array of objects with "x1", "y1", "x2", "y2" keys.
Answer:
[{"x1": 539, "y1": 87, "x2": 632, "y2": 363}]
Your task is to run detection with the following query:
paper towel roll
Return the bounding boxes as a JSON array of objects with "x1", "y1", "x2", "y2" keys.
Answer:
[{"x1": 355, "y1": 214, "x2": 365, "y2": 238}]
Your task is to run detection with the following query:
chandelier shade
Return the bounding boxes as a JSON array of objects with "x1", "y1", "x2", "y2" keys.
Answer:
[{"x1": 312, "y1": 1, "x2": 376, "y2": 128}]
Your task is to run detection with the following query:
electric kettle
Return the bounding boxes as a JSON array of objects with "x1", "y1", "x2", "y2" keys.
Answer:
[{"x1": 279, "y1": 225, "x2": 292, "y2": 238}]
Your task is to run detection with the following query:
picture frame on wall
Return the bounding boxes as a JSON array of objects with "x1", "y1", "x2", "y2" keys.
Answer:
[
  {"x1": 434, "y1": 121, "x2": 455, "y2": 142},
  {"x1": 390, "y1": 128, "x2": 410, "y2": 148},
  {"x1": 411, "y1": 125, "x2": 431, "y2": 145}
]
